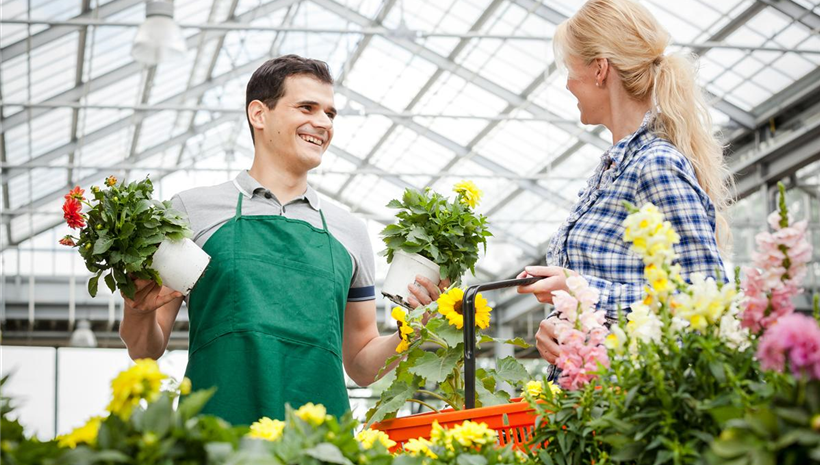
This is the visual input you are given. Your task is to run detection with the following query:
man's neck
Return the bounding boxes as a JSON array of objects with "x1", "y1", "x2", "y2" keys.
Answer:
[{"x1": 248, "y1": 153, "x2": 308, "y2": 205}]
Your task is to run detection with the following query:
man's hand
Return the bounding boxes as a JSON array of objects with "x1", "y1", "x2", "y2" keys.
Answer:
[
  {"x1": 406, "y1": 275, "x2": 451, "y2": 308},
  {"x1": 122, "y1": 278, "x2": 183, "y2": 314},
  {"x1": 515, "y1": 266, "x2": 577, "y2": 304},
  {"x1": 535, "y1": 316, "x2": 561, "y2": 363}
]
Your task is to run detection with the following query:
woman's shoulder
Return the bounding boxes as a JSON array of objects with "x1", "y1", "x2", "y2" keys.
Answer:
[{"x1": 630, "y1": 136, "x2": 695, "y2": 177}]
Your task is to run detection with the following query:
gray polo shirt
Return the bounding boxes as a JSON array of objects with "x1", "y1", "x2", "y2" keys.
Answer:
[{"x1": 170, "y1": 171, "x2": 376, "y2": 301}]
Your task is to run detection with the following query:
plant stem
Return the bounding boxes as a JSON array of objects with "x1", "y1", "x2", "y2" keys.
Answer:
[
  {"x1": 407, "y1": 398, "x2": 440, "y2": 413},
  {"x1": 419, "y1": 390, "x2": 458, "y2": 410}
]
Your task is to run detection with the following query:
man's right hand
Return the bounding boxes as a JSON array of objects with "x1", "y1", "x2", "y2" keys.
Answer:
[
  {"x1": 122, "y1": 278, "x2": 183, "y2": 314},
  {"x1": 535, "y1": 316, "x2": 561, "y2": 364}
]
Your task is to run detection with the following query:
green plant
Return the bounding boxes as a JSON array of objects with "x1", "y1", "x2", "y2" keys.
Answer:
[
  {"x1": 365, "y1": 291, "x2": 531, "y2": 426},
  {"x1": 60, "y1": 176, "x2": 191, "y2": 299},
  {"x1": 0, "y1": 376, "x2": 64, "y2": 465},
  {"x1": 380, "y1": 182, "x2": 491, "y2": 283}
]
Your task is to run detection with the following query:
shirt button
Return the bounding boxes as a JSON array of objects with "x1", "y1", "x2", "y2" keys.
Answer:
[{"x1": 264, "y1": 192, "x2": 272, "y2": 199}]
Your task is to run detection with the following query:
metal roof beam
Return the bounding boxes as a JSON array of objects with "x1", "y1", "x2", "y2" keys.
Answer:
[{"x1": 760, "y1": 0, "x2": 820, "y2": 32}]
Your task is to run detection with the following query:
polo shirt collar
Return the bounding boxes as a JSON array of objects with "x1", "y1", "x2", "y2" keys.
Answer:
[{"x1": 233, "y1": 170, "x2": 321, "y2": 211}]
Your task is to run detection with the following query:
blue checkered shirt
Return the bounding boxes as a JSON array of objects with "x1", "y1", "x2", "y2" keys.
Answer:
[{"x1": 546, "y1": 114, "x2": 726, "y2": 320}]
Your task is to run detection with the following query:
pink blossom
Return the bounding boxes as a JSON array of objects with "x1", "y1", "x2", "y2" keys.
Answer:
[{"x1": 757, "y1": 313, "x2": 820, "y2": 381}]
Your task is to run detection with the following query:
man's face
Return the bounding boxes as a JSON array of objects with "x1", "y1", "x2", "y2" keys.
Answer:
[{"x1": 257, "y1": 75, "x2": 336, "y2": 171}]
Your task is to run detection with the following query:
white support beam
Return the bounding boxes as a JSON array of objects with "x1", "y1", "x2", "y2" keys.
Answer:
[
  {"x1": 311, "y1": 0, "x2": 610, "y2": 152},
  {"x1": 0, "y1": 0, "x2": 302, "y2": 135},
  {"x1": 761, "y1": 0, "x2": 820, "y2": 32}
]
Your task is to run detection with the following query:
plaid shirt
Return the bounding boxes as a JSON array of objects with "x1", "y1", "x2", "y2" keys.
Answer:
[{"x1": 546, "y1": 114, "x2": 726, "y2": 320}]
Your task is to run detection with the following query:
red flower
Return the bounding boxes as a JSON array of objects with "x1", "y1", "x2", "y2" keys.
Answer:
[
  {"x1": 59, "y1": 235, "x2": 76, "y2": 246},
  {"x1": 64, "y1": 186, "x2": 85, "y2": 202},
  {"x1": 105, "y1": 175, "x2": 117, "y2": 187},
  {"x1": 63, "y1": 198, "x2": 86, "y2": 229}
]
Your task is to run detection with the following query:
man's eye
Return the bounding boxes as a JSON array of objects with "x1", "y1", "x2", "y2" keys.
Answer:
[
  {"x1": 326, "y1": 113, "x2": 335, "y2": 120},
  {"x1": 300, "y1": 105, "x2": 311, "y2": 110}
]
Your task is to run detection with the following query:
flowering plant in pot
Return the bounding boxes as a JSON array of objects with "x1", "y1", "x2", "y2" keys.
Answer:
[
  {"x1": 60, "y1": 176, "x2": 209, "y2": 299},
  {"x1": 366, "y1": 287, "x2": 532, "y2": 433},
  {"x1": 380, "y1": 181, "x2": 491, "y2": 306}
]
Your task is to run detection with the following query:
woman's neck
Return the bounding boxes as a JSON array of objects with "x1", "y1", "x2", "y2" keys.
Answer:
[{"x1": 606, "y1": 92, "x2": 651, "y2": 144}]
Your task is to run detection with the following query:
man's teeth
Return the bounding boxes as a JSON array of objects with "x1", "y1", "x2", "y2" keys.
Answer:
[{"x1": 300, "y1": 135, "x2": 322, "y2": 146}]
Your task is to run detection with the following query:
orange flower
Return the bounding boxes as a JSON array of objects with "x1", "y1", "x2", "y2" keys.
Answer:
[
  {"x1": 59, "y1": 235, "x2": 76, "y2": 246},
  {"x1": 105, "y1": 176, "x2": 117, "y2": 187},
  {"x1": 65, "y1": 186, "x2": 85, "y2": 201},
  {"x1": 63, "y1": 198, "x2": 85, "y2": 229}
]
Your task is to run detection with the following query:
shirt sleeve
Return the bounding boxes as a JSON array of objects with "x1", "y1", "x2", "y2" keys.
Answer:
[
  {"x1": 582, "y1": 274, "x2": 645, "y2": 321},
  {"x1": 347, "y1": 218, "x2": 376, "y2": 302},
  {"x1": 635, "y1": 146, "x2": 726, "y2": 281}
]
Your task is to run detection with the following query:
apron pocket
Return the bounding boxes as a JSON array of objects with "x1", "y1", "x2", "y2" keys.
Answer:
[{"x1": 234, "y1": 255, "x2": 339, "y2": 354}]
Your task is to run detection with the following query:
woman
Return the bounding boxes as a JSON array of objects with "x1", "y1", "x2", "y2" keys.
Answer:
[{"x1": 517, "y1": 0, "x2": 731, "y2": 364}]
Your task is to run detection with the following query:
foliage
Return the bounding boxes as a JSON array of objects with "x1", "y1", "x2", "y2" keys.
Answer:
[
  {"x1": 0, "y1": 375, "x2": 64, "y2": 465},
  {"x1": 60, "y1": 176, "x2": 191, "y2": 299},
  {"x1": 709, "y1": 378, "x2": 820, "y2": 465},
  {"x1": 381, "y1": 182, "x2": 492, "y2": 283},
  {"x1": 366, "y1": 292, "x2": 531, "y2": 426},
  {"x1": 395, "y1": 419, "x2": 527, "y2": 465}
]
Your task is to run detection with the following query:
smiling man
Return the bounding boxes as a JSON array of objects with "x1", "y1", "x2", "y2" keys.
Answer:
[{"x1": 117, "y1": 55, "x2": 426, "y2": 425}]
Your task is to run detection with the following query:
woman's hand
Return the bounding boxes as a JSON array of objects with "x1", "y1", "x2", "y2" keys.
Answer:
[
  {"x1": 535, "y1": 316, "x2": 561, "y2": 363},
  {"x1": 515, "y1": 266, "x2": 577, "y2": 304}
]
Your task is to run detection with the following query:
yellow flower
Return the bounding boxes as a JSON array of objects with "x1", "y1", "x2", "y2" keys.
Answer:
[
  {"x1": 295, "y1": 403, "x2": 326, "y2": 426},
  {"x1": 546, "y1": 381, "x2": 561, "y2": 396},
  {"x1": 105, "y1": 175, "x2": 117, "y2": 187},
  {"x1": 404, "y1": 437, "x2": 438, "y2": 458},
  {"x1": 437, "y1": 288, "x2": 492, "y2": 330},
  {"x1": 179, "y1": 377, "x2": 191, "y2": 396},
  {"x1": 524, "y1": 380, "x2": 543, "y2": 397},
  {"x1": 430, "y1": 420, "x2": 454, "y2": 450},
  {"x1": 453, "y1": 180, "x2": 483, "y2": 208},
  {"x1": 57, "y1": 416, "x2": 103, "y2": 449},
  {"x1": 356, "y1": 428, "x2": 397, "y2": 450},
  {"x1": 392, "y1": 307, "x2": 415, "y2": 353},
  {"x1": 106, "y1": 359, "x2": 167, "y2": 419},
  {"x1": 248, "y1": 417, "x2": 285, "y2": 441},
  {"x1": 450, "y1": 420, "x2": 497, "y2": 448}
]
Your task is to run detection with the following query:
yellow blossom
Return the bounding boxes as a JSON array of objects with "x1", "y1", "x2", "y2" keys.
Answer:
[
  {"x1": 248, "y1": 417, "x2": 285, "y2": 441},
  {"x1": 295, "y1": 403, "x2": 327, "y2": 426},
  {"x1": 179, "y1": 377, "x2": 191, "y2": 396},
  {"x1": 356, "y1": 429, "x2": 396, "y2": 450},
  {"x1": 392, "y1": 307, "x2": 415, "y2": 353},
  {"x1": 105, "y1": 175, "x2": 117, "y2": 187},
  {"x1": 453, "y1": 180, "x2": 483, "y2": 208},
  {"x1": 430, "y1": 420, "x2": 454, "y2": 451},
  {"x1": 450, "y1": 420, "x2": 497, "y2": 448},
  {"x1": 57, "y1": 416, "x2": 103, "y2": 449},
  {"x1": 403, "y1": 437, "x2": 438, "y2": 458},
  {"x1": 106, "y1": 359, "x2": 167, "y2": 419},
  {"x1": 437, "y1": 288, "x2": 492, "y2": 330},
  {"x1": 524, "y1": 380, "x2": 543, "y2": 397},
  {"x1": 546, "y1": 381, "x2": 561, "y2": 396}
]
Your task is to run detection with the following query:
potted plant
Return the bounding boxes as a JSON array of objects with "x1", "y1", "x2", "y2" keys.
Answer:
[
  {"x1": 59, "y1": 176, "x2": 210, "y2": 299},
  {"x1": 380, "y1": 180, "x2": 491, "y2": 307},
  {"x1": 367, "y1": 285, "x2": 534, "y2": 450}
]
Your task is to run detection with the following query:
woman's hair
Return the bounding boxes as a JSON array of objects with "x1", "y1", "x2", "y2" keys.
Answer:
[{"x1": 554, "y1": 0, "x2": 733, "y2": 251}]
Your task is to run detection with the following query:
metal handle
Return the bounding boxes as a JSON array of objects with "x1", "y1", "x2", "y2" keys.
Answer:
[{"x1": 462, "y1": 276, "x2": 544, "y2": 409}]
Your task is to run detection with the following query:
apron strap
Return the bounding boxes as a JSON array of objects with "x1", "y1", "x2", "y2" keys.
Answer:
[
  {"x1": 235, "y1": 193, "x2": 244, "y2": 219},
  {"x1": 319, "y1": 209, "x2": 329, "y2": 231}
]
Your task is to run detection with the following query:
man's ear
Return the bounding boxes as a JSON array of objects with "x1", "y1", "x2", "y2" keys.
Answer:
[{"x1": 247, "y1": 100, "x2": 268, "y2": 132}]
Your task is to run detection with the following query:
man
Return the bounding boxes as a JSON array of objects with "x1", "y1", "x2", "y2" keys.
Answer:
[{"x1": 119, "y1": 55, "x2": 440, "y2": 425}]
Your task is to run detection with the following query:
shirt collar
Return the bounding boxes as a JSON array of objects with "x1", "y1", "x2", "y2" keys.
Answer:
[
  {"x1": 233, "y1": 170, "x2": 321, "y2": 211},
  {"x1": 602, "y1": 111, "x2": 654, "y2": 169}
]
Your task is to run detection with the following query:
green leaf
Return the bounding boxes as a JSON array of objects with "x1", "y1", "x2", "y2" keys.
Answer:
[
  {"x1": 437, "y1": 323, "x2": 464, "y2": 348},
  {"x1": 104, "y1": 272, "x2": 116, "y2": 293},
  {"x1": 88, "y1": 274, "x2": 100, "y2": 297},
  {"x1": 133, "y1": 199, "x2": 152, "y2": 216},
  {"x1": 502, "y1": 337, "x2": 531, "y2": 349},
  {"x1": 610, "y1": 442, "x2": 642, "y2": 461},
  {"x1": 141, "y1": 392, "x2": 172, "y2": 436},
  {"x1": 93, "y1": 235, "x2": 115, "y2": 255},
  {"x1": 366, "y1": 381, "x2": 417, "y2": 426},
  {"x1": 119, "y1": 222, "x2": 136, "y2": 238},
  {"x1": 456, "y1": 454, "x2": 488, "y2": 465},
  {"x1": 494, "y1": 356, "x2": 530, "y2": 385},
  {"x1": 303, "y1": 443, "x2": 353, "y2": 465},
  {"x1": 178, "y1": 387, "x2": 216, "y2": 421},
  {"x1": 409, "y1": 348, "x2": 462, "y2": 384},
  {"x1": 476, "y1": 379, "x2": 509, "y2": 407}
]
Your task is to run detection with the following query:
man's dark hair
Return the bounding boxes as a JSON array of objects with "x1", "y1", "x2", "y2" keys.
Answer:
[{"x1": 245, "y1": 54, "x2": 334, "y2": 144}]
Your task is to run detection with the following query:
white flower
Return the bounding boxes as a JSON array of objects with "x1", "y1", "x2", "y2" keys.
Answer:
[{"x1": 625, "y1": 301, "x2": 663, "y2": 345}]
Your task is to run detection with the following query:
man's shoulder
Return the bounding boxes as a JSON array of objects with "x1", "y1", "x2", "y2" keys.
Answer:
[
  {"x1": 174, "y1": 180, "x2": 238, "y2": 211},
  {"x1": 319, "y1": 198, "x2": 368, "y2": 236}
]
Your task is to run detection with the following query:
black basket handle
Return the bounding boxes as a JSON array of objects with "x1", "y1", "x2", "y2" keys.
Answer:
[{"x1": 462, "y1": 276, "x2": 544, "y2": 409}]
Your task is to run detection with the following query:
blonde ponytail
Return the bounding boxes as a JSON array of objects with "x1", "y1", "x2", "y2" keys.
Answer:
[{"x1": 554, "y1": 0, "x2": 733, "y2": 252}]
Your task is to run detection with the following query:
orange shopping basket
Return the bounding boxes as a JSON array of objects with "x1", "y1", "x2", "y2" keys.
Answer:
[{"x1": 372, "y1": 277, "x2": 547, "y2": 451}]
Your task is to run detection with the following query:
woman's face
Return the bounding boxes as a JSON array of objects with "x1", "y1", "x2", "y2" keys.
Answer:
[{"x1": 565, "y1": 56, "x2": 608, "y2": 126}]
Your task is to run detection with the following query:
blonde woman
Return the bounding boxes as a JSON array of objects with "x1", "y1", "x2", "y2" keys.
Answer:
[{"x1": 516, "y1": 0, "x2": 731, "y2": 364}]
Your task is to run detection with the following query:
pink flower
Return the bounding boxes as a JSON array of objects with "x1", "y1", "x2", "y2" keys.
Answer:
[
  {"x1": 757, "y1": 313, "x2": 820, "y2": 381},
  {"x1": 553, "y1": 291, "x2": 579, "y2": 321}
]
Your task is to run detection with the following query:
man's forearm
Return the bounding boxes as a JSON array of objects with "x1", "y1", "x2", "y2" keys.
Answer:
[
  {"x1": 119, "y1": 308, "x2": 166, "y2": 360},
  {"x1": 348, "y1": 332, "x2": 402, "y2": 387}
]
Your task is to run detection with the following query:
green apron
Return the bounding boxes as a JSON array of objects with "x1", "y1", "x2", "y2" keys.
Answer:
[{"x1": 184, "y1": 192, "x2": 352, "y2": 425}]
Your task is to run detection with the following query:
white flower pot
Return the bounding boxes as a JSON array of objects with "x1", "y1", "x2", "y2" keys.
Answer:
[
  {"x1": 152, "y1": 238, "x2": 211, "y2": 296},
  {"x1": 381, "y1": 250, "x2": 441, "y2": 309}
]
